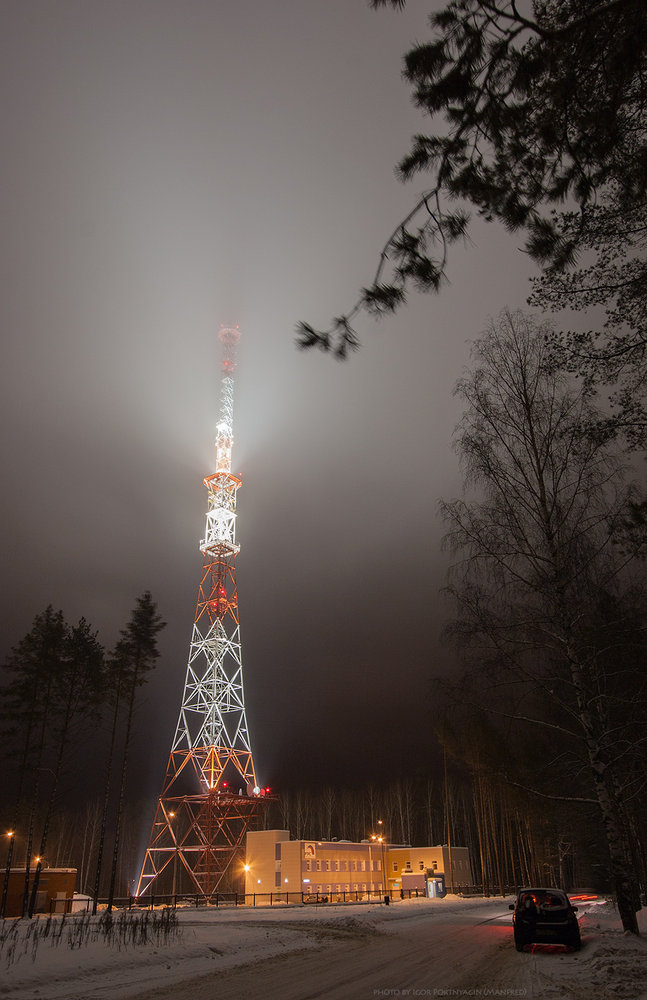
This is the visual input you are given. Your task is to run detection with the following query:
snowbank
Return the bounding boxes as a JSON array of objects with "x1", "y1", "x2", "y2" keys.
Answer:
[{"x1": 1, "y1": 894, "x2": 645, "y2": 1000}]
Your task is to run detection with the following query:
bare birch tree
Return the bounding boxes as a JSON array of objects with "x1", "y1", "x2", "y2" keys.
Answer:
[{"x1": 442, "y1": 309, "x2": 647, "y2": 933}]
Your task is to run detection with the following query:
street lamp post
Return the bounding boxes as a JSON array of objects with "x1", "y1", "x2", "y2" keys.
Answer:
[
  {"x1": 168, "y1": 812, "x2": 178, "y2": 898},
  {"x1": 371, "y1": 820, "x2": 388, "y2": 900},
  {"x1": 1, "y1": 830, "x2": 16, "y2": 919}
]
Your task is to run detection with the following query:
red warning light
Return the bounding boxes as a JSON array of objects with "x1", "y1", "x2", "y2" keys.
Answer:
[{"x1": 210, "y1": 585, "x2": 228, "y2": 616}]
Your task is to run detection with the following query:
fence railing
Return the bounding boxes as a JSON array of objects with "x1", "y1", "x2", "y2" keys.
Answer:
[
  {"x1": 49, "y1": 884, "x2": 500, "y2": 914},
  {"x1": 51, "y1": 888, "x2": 394, "y2": 913}
]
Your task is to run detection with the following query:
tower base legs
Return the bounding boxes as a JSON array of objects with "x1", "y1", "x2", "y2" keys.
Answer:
[{"x1": 136, "y1": 790, "x2": 271, "y2": 899}]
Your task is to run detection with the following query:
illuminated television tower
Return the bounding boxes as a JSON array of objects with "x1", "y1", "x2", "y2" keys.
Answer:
[{"x1": 136, "y1": 326, "x2": 270, "y2": 899}]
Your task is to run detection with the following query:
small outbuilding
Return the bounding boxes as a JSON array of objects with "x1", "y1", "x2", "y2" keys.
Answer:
[{"x1": 1, "y1": 868, "x2": 77, "y2": 917}]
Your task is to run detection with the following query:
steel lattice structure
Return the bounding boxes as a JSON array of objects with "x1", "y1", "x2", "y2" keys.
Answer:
[{"x1": 136, "y1": 326, "x2": 270, "y2": 899}]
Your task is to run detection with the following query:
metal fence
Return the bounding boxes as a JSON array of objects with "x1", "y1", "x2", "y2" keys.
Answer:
[
  {"x1": 49, "y1": 884, "x2": 502, "y2": 914},
  {"x1": 52, "y1": 888, "x2": 396, "y2": 913}
]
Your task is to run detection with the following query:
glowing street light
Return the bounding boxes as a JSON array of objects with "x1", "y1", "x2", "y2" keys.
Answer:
[
  {"x1": 371, "y1": 821, "x2": 388, "y2": 896},
  {"x1": 1, "y1": 829, "x2": 17, "y2": 919}
]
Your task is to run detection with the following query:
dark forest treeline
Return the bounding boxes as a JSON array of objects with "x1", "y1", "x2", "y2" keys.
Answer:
[
  {"x1": 265, "y1": 742, "x2": 644, "y2": 896},
  {"x1": 1, "y1": 525, "x2": 644, "y2": 909},
  {"x1": 1, "y1": 796, "x2": 153, "y2": 900},
  {"x1": 1, "y1": 762, "x2": 629, "y2": 903},
  {"x1": 0, "y1": 593, "x2": 164, "y2": 914},
  {"x1": 1, "y1": 682, "x2": 645, "y2": 902}
]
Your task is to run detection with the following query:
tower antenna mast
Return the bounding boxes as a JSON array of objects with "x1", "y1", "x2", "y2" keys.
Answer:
[{"x1": 136, "y1": 326, "x2": 270, "y2": 900}]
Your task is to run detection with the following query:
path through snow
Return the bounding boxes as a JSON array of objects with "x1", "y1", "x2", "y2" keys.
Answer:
[{"x1": 1, "y1": 895, "x2": 646, "y2": 999}]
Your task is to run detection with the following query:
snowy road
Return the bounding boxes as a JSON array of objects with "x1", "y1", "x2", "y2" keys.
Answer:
[
  {"x1": 4, "y1": 895, "x2": 646, "y2": 1000},
  {"x1": 125, "y1": 899, "x2": 574, "y2": 1000}
]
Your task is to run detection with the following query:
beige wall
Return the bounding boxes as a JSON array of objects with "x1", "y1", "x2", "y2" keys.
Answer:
[
  {"x1": 387, "y1": 846, "x2": 472, "y2": 890},
  {"x1": 299, "y1": 840, "x2": 385, "y2": 895},
  {"x1": 244, "y1": 829, "x2": 289, "y2": 896},
  {"x1": 278, "y1": 839, "x2": 302, "y2": 892},
  {"x1": 245, "y1": 833, "x2": 472, "y2": 898},
  {"x1": 245, "y1": 832, "x2": 385, "y2": 896}
]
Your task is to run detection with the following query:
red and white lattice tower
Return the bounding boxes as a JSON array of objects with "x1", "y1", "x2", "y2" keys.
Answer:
[{"x1": 136, "y1": 326, "x2": 271, "y2": 899}]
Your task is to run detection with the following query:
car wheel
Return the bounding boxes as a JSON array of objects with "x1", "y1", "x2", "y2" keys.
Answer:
[
  {"x1": 569, "y1": 927, "x2": 581, "y2": 951},
  {"x1": 514, "y1": 930, "x2": 527, "y2": 952}
]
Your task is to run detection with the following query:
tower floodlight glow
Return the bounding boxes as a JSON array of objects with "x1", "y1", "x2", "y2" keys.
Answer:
[{"x1": 136, "y1": 326, "x2": 271, "y2": 899}]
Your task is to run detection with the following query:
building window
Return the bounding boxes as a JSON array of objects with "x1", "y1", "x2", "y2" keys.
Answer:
[
  {"x1": 393, "y1": 863, "x2": 398, "y2": 872},
  {"x1": 420, "y1": 862, "x2": 425, "y2": 870},
  {"x1": 305, "y1": 860, "x2": 311, "y2": 871}
]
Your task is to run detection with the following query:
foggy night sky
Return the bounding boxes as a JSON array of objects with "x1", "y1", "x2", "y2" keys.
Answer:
[{"x1": 1, "y1": 1, "x2": 536, "y2": 795}]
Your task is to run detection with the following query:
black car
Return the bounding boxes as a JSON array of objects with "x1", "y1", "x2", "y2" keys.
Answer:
[{"x1": 509, "y1": 887, "x2": 581, "y2": 951}]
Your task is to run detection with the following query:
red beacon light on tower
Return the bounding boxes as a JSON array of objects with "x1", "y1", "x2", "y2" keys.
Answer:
[{"x1": 210, "y1": 584, "x2": 228, "y2": 616}]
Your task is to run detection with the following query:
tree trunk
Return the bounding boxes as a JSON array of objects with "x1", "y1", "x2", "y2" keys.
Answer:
[
  {"x1": 28, "y1": 681, "x2": 75, "y2": 916},
  {"x1": 108, "y1": 665, "x2": 139, "y2": 910},
  {"x1": 92, "y1": 672, "x2": 122, "y2": 913}
]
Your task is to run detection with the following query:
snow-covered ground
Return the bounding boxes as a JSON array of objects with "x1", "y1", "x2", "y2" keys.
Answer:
[{"x1": 1, "y1": 895, "x2": 646, "y2": 1000}]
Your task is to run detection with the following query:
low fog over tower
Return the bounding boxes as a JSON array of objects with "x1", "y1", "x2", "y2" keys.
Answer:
[{"x1": 136, "y1": 326, "x2": 270, "y2": 899}]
